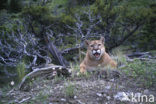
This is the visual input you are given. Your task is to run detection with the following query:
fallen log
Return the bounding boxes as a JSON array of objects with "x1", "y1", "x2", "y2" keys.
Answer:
[
  {"x1": 19, "y1": 64, "x2": 71, "y2": 90},
  {"x1": 127, "y1": 52, "x2": 150, "y2": 58}
]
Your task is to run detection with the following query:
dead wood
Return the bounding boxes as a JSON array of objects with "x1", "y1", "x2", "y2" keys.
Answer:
[
  {"x1": 19, "y1": 64, "x2": 71, "y2": 90},
  {"x1": 61, "y1": 45, "x2": 83, "y2": 55},
  {"x1": 44, "y1": 36, "x2": 69, "y2": 67},
  {"x1": 127, "y1": 52, "x2": 150, "y2": 58}
]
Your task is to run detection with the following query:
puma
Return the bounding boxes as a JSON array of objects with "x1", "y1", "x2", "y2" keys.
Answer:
[{"x1": 80, "y1": 37, "x2": 117, "y2": 73}]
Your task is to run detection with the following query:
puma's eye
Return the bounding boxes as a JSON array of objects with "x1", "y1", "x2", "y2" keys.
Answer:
[
  {"x1": 90, "y1": 45, "x2": 94, "y2": 47},
  {"x1": 98, "y1": 44, "x2": 101, "y2": 46}
]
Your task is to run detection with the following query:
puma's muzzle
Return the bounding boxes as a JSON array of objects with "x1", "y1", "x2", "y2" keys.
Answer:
[{"x1": 92, "y1": 49, "x2": 101, "y2": 58}]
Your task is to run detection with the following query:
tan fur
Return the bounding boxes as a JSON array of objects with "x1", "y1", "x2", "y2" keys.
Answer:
[{"x1": 80, "y1": 37, "x2": 117, "y2": 73}]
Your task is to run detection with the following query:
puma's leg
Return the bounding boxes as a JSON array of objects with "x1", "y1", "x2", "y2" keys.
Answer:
[
  {"x1": 80, "y1": 63, "x2": 87, "y2": 74},
  {"x1": 110, "y1": 60, "x2": 117, "y2": 68}
]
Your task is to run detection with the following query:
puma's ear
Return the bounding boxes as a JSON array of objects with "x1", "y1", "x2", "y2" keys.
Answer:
[
  {"x1": 85, "y1": 40, "x2": 90, "y2": 46},
  {"x1": 100, "y1": 36, "x2": 105, "y2": 44}
]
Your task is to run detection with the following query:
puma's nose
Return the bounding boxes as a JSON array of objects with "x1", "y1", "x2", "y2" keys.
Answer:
[
  {"x1": 93, "y1": 48, "x2": 99, "y2": 51},
  {"x1": 94, "y1": 45, "x2": 99, "y2": 50}
]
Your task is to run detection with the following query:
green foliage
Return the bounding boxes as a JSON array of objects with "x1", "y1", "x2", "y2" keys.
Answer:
[
  {"x1": 22, "y1": 5, "x2": 54, "y2": 24},
  {"x1": 120, "y1": 59, "x2": 156, "y2": 88},
  {"x1": 1, "y1": 0, "x2": 155, "y2": 51},
  {"x1": 91, "y1": 0, "x2": 119, "y2": 18},
  {"x1": 48, "y1": 0, "x2": 68, "y2": 15},
  {"x1": 118, "y1": 0, "x2": 153, "y2": 22},
  {"x1": 0, "y1": 10, "x2": 22, "y2": 32},
  {"x1": 16, "y1": 61, "x2": 26, "y2": 82},
  {"x1": 64, "y1": 81, "x2": 75, "y2": 98},
  {"x1": 90, "y1": 0, "x2": 156, "y2": 50},
  {"x1": 121, "y1": 0, "x2": 156, "y2": 50},
  {"x1": 60, "y1": 14, "x2": 76, "y2": 25},
  {"x1": 21, "y1": 4, "x2": 59, "y2": 36},
  {"x1": 137, "y1": 4, "x2": 156, "y2": 50}
]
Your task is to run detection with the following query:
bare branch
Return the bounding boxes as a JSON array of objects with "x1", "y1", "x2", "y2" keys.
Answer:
[{"x1": 0, "y1": 29, "x2": 52, "y2": 71}]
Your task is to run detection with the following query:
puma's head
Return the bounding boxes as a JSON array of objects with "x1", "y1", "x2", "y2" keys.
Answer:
[{"x1": 85, "y1": 37, "x2": 105, "y2": 60}]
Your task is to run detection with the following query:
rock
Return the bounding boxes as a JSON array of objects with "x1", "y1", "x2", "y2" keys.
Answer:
[
  {"x1": 106, "y1": 96, "x2": 111, "y2": 100},
  {"x1": 105, "y1": 85, "x2": 111, "y2": 90},
  {"x1": 96, "y1": 93, "x2": 102, "y2": 97},
  {"x1": 61, "y1": 98, "x2": 66, "y2": 102},
  {"x1": 103, "y1": 94, "x2": 107, "y2": 97},
  {"x1": 74, "y1": 96, "x2": 77, "y2": 99},
  {"x1": 144, "y1": 89, "x2": 149, "y2": 95},
  {"x1": 110, "y1": 79, "x2": 114, "y2": 82},
  {"x1": 114, "y1": 92, "x2": 130, "y2": 101}
]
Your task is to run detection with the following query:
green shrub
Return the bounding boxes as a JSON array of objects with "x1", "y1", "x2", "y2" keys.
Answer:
[
  {"x1": 61, "y1": 14, "x2": 76, "y2": 25},
  {"x1": 121, "y1": 59, "x2": 156, "y2": 88},
  {"x1": 22, "y1": 5, "x2": 54, "y2": 24}
]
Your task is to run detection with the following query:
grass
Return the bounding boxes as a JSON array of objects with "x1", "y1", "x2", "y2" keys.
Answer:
[
  {"x1": 64, "y1": 81, "x2": 75, "y2": 98},
  {"x1": 124, "y1": 59, "x2": 156, "y2": 88},
  {"x1": 0, "y1": 84, "x2": 14, "y2": 104},
  {"x1": 112, "y1": 47, "x2": 156, "y2": 88},
  {"x1": 16, "y1": 61, "x2": 26, "y2": 82},
  {"x1": 112, "y1": 47, "x2": 128, "y2": 66},
  {"x1": 70, "y1": 63, "x2": 80, "y2": 74},
  {"x1": 70, "y1": 63, "x2": 93, "y2": 79},
  {"x1": 53, "y1": 75, "x2": 65, "y2": 84},
  {"x1": 24, "y1": 91, "x2": 49, "y2": 104}
]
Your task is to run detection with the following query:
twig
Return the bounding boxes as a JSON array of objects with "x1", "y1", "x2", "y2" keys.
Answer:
[{"x1": 18, "y1": 97, "x2": 31, "y2": 104}]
